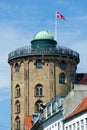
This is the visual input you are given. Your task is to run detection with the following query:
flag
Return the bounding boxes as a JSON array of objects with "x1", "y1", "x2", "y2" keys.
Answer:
[{"x1": 56, "y1": 11, "x2": 65, "y2": 20}]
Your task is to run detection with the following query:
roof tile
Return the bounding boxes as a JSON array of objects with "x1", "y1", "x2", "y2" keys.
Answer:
[{"x1": 65, "y1": 96, "x2": 87, "y2": 120}]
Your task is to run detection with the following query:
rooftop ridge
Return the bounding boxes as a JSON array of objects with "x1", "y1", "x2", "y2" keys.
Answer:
[{"x1": 65, "y1": 96, "x2": 87, "y2": 120}]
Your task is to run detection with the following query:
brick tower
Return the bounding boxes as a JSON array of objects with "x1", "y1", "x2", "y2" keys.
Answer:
[{"x1": 8, "y1": 30, "x2": 79, "y2": 130}]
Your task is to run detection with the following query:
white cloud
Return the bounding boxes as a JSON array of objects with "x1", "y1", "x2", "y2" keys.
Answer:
[
  {"x1": 0, "y1": 0, "x2": 87, "y2": 90},
  {"x1": 0, "y1": 24, "x2": 32, "y2": 88}
]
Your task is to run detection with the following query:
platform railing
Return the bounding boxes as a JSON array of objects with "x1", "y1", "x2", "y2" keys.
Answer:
[{"x1": 8, "y1": 45, "x2": 79, "y2": 62}]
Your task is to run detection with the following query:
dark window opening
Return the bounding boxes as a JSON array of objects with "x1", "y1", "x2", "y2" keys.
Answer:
[
  {"x1": 15, "y1": 63, "x2": 20, "y2": 71},
  {"x1": 35, "y1": 84, "x2": 43, "y2": 96},
  {"x1": 15, "y1": 85, "x2": 20, "y2": 98},
  {"x1": 15, "y1": 100, "x2": 20, "y2": 113},
  {"x1": 15, "y1": 116, "x2": 20, "y2": 129},
  {"x1": 60, "y1": 61, "x2": 65, "y2": 70},
  {"x1": 36, "y1": 60, "x2": 42, "y2": 68},
  {"x1": 59, "y1": 73, "x2": 66, "y2": 84},
  {"x1": 35, "y1": 100, "x2": 43, "y2": 113}
]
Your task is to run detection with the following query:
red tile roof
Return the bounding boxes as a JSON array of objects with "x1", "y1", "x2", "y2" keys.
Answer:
[
  {"x1": 76, "y1": 74, "x2": 87, "y2": 85},
  {"x1": 25, "y1": 116, "x2": 32, "y2": 130},
  {"x1": 65, "y1": 96, "x2": 87, "y2": 120}
]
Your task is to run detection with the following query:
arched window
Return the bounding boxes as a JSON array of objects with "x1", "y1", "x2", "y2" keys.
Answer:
[
  {"x1": 15, "y1": 100, "x2": 20, "y2": 113},
  {"x1": 35, "y1": 100, "x2": 43, "y2": 112},
  {"x1": 15, "y1": 63, "x2": 20, "y2": 71},
  {"x1": 59, "y1": 73, "x2": 66, "y2": 84},
  {"x1": 60, "y1": 61, "x2": 66, "y2": 70},
  {"x1": 15, "y1": 116, "x2": 20, "y2": 129},
  {"x1": 15, "y1": 84, "x2": 20, "y2": 98},
  {"x1": 35, "y1": 84, "x2": 43, "y2": 96},
  {"x1": 36, "y1": 60, "x2": 42, "y2": 68}
]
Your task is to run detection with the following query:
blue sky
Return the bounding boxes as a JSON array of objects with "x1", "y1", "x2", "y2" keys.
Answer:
[{"x1": 0, "y1": 0, "x2": 87, "y2": 129}]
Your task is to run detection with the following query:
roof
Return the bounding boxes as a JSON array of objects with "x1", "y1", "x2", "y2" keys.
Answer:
[
  {"x1": 65, "y1": 96, "x2": 87, "y2": 120},
  {"x1": 33, "y1": 30, "x2": 54, "y2": 40},
  {"x1": 75, "y1": 73, "x2": 87, "y2": 85}
]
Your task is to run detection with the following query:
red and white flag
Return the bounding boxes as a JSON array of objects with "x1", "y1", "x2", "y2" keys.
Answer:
[{"x1": 56, "y1": 11, "x2": 65, "y2": 20}]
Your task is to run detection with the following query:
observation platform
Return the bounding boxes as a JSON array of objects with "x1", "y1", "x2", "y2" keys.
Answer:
[{"x1": 8, "y1": 45, "x2": 79, "y2": 63}]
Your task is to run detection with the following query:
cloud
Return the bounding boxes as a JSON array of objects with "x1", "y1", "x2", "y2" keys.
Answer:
[
  {"x1": 0, "y1": 24, "x2": 32, "y2": 88},
  {"x1": 0, "y1": 0, "x2": 87, "y2": 90},
  {"x1": 55, "y1": 19, "x2": 87, "y2": 73}
]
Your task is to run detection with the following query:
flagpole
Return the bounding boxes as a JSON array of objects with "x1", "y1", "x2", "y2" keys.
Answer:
[
  {"x1": 55, "y1": 10, "x2": 58, "y2": 41},
  {"x1": 55, "y1": 11, "x2": 65, "y2": 41}
]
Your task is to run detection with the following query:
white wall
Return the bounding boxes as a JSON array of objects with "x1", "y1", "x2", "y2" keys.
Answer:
[
  {"x1": 63, "y1": 85, "x2": 87, "y2": 118},
  {"x1": 64, "y1": 112, "x2": 87, "y2": 130}
]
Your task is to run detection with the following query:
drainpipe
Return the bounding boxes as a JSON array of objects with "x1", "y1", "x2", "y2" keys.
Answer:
[{"x1": 54, "y1": 60, "x2": 56, "y2": 98}]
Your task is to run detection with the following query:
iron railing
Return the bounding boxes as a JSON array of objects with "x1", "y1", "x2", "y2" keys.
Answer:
[{"x1": 8, "y1": 45, "x2": 79, "y2": 62}]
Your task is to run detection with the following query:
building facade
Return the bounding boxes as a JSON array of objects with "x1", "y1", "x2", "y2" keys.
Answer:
[
  {"x1": 31, "y1": 87, "x2": 87, "y2": 130},
  {"x1": 64, "y1": 96, "x2": 87, "y2": 130},
  {"x1": 31, "y1": 94, "x2": 65, "y2": 130},
  {"x1": 8, "y1": 30, "x2": 79, "y2": 130}
]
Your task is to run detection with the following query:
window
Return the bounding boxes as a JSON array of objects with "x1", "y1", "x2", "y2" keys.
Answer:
[
  {"x1": 36, "y1": 60, "x2": 42, "y2": 68},
  {"x1": 58, "y1": 122, "x2": 60, "y2": 130},
  {"x1": 15, "y1": 84, "x2": 20, "y2": 98},
  {"x1": 65, "y1": 127, "x2": 68, "y2": 130},
  {"x1": 85, "y1": 118, "x2": 87, "y2": 130},
  {"x1": 60, "y1": 61, "x2": 65, "y2": 69},
  {"x1": 59, "y1": 73, "x2": 66, "y2": 84},
  {"x1": 55, "y1": 123, "x2": 57, "y2": 129},
  {"x1": 49, "y1": 127, "x2": 51, "y2": 130},
  {"x1": 15, "y1": 100, "x2": 20, "y2": 113},
  {"x1": 47, "y1": 104, "x2": 51, "y2": 117},
  {"x1": 35, "y1": 100, "x2": 43, "y2": 112},
  {"x1": 52, "y1": 101, "x2": 57, "y2": 113},
  {"x1": 15, "y1": 116, "x2": 20, "y2": 129},
  {"x1": 77, "y1": 122, "x2": 80, "y2": 130},
  {"x1": 15, "y1": 63, "x2": 20, "y2": 71},
  {"x1": 81, "y1": 120, "x2": 84, "y2": 130},
  {"x1": 35, "y1": 84, "x2": 43, "y2": 96},
  {"x1": 73, "y1": 123, "x2": 75, "y2": 130},
  {"x1": 69, "y1": 125, "x2": 72, "y2": 130}
]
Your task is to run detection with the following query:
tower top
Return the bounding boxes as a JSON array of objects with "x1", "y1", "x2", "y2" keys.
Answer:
[
  {"x1": 33, "y1": 30, "x2": 54, "y2": 40},
  {"x1": 8, "y1": 30, "x2": 80, "y2": 64},
  {"x1": 31, "y1": 30, "x2": 57, "y2": 49}
]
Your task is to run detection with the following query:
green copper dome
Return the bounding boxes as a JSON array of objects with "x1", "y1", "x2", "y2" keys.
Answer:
[
  {"x1": 33, "y1": 30, "x2": 54, "y2": 40},
  {"x1": 31, "y1": 30, "x2": 57, "y2": 49}
]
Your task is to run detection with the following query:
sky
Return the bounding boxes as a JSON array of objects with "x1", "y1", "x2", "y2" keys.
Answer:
[{"x1": 0, "y1": 0, "x2": 87, "y2": 129}]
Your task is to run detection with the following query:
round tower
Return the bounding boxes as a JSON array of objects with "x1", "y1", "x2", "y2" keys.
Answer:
[{"x1": 8, "y1": 30, "x2": 79, "y2": 130}]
